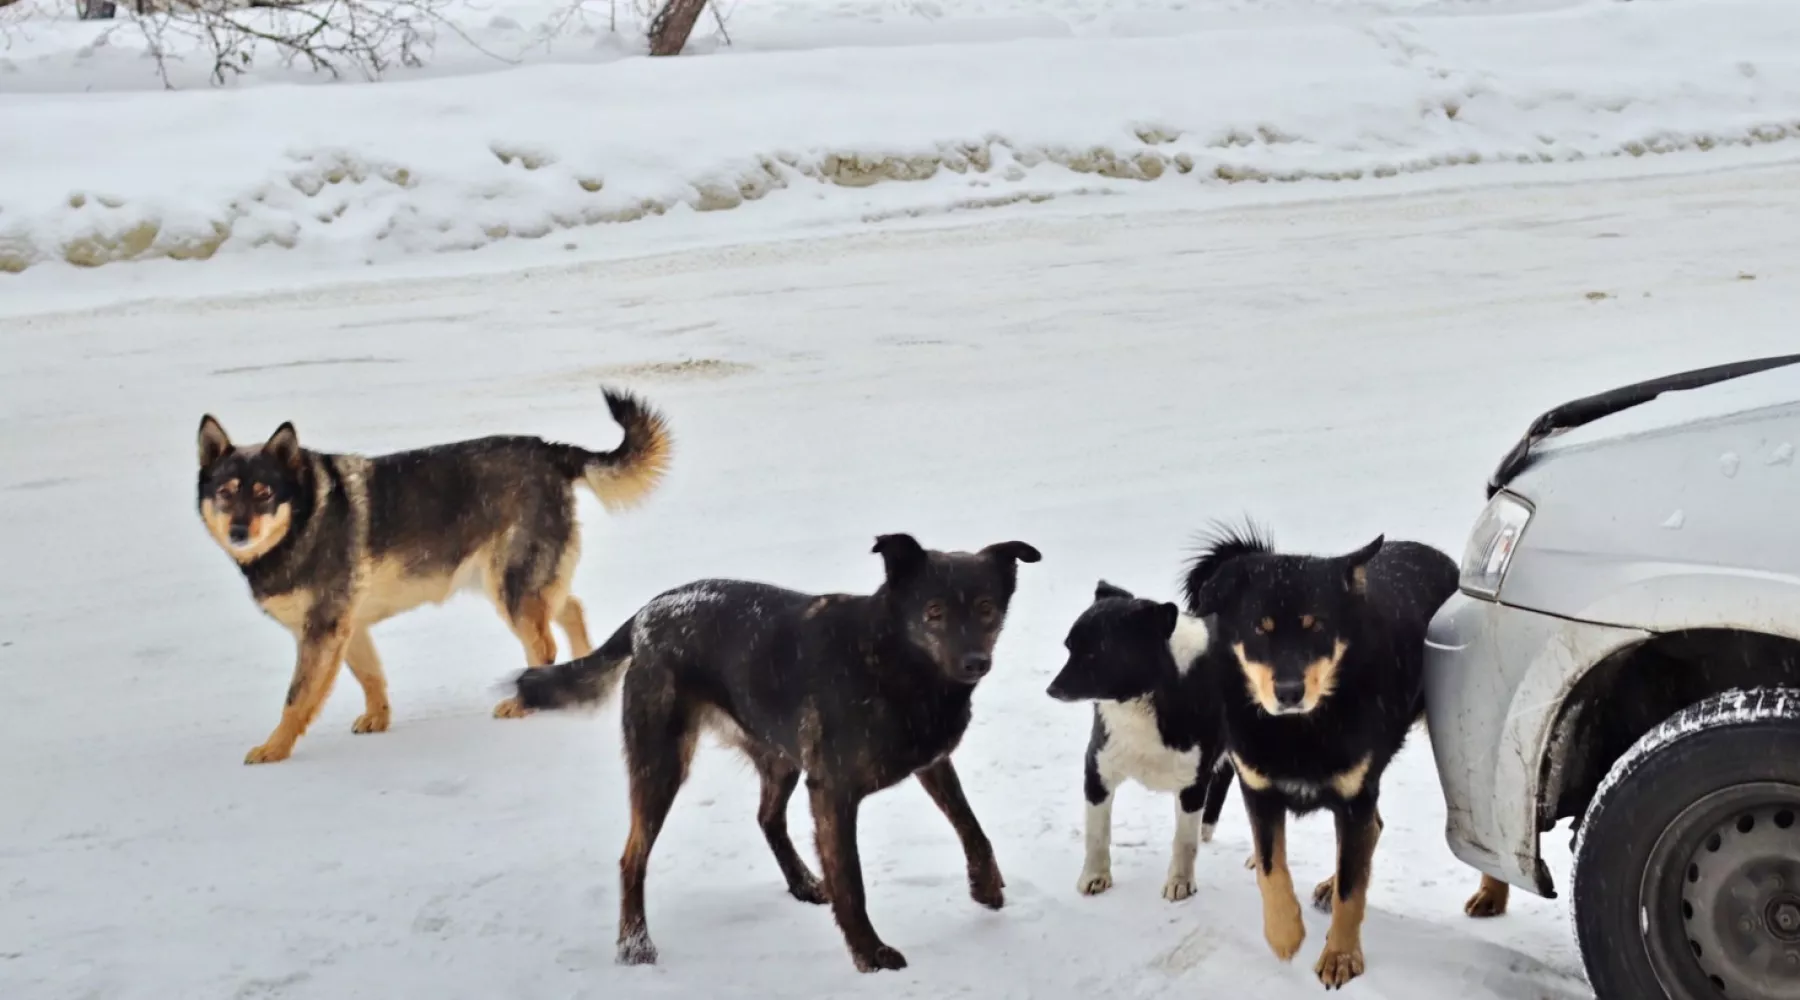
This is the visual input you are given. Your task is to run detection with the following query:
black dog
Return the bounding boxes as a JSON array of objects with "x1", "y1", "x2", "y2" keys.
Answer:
[
  {"x1": 1183, "y1": 522, "x2": 1457, "y2": 990},
  {"x1": 1045, "y1": 581, "x2": 1234, "y2": 902},
  {"x1": 510, "y1": 533, "x2": 1042, "y2": 973}
]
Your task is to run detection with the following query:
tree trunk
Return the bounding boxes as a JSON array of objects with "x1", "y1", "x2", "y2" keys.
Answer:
[
  {"x1": 77, "y1": 0, "x2": 118, "y2": 19},
  {"x1": 647, "y1": 0, "x2": 707, "y2": 57}
]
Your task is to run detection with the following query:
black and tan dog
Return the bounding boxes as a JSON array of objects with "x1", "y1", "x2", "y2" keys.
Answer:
[
  {"x1": 195, "y1": 388, "x2": 672, "y2": 764},
  {"x1": 510, "y1": 533, "x2": 1042, "y2": 973},
  {"x1": 1182, "y1": 522, "x2": 1486, "y2": 989}
]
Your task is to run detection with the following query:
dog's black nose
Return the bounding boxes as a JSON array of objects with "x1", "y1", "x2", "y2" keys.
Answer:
[
  {"x1": 961, "y1": 653, "x2": 992, "y2": 678},
  {"x1": 1273, "y1": 679, "x2": 1306, "y2": 707},
  {"x1": 228, "y1": 523, "x2": 250, "y2": 544}
]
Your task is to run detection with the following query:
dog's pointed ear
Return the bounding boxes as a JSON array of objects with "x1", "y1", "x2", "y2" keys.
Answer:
[
  {"x1": 1094, "y1": 579, "x2": 1135, "y2": 602},
  {"x1": 1149, "y1": 601, "x2": 1181, "y2": 637},
  {"x1": 981, "y1": 541, "x2": 1042, "y2": 566},
  {"x1": 198, "y1": 415, "x2": 232, "y2": 469},
  {"x1": 1343, "y1": 534, "x2": 1385, "y2": 594},
  {"x1": 264, "y1": 422, "x2": 304, "y2": 473},
  {"x1": 1186, "y1": 559, "x2": 1239, "y2": 618},
  {"x1": 872, "y1": 533, "x2": 928, "y2": 580}
]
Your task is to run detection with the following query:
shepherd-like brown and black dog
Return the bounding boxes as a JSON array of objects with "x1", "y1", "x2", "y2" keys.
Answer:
[
  {"x1": 510, "y1": 533, "x2": 1042, "y2": 973},
  {"x1": 195, "y1": 388, "x2": 672, "y2": 765}
]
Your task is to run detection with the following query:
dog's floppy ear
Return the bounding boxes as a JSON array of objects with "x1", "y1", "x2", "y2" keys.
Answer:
[
  {"x1": 1342, "y1": 534, "x2": 1385, "y2": 594},
  {"x1": 198, "y1": 415, "x2": 232, "y2": 469},
  {"x1": 1095, "y1": 579, "x2": 1135, "y2": 602},
  {"x1": 872, "y1": 533, "x2": 929, "y2": 580},
  {"x1": 981, "y1": 540, "x2": 1042, "y2": 565},
  {"x1": 263, "y1": 421, "x2": 304, "y2": 474}
]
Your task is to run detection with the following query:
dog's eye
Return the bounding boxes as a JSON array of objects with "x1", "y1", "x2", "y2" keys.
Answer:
[
  {"x1": 924, "y1": 602, "x2": 946, "y2": 623},
  {"x1": 1304, "y1": 615, "x2": 1324, "y2": 632},
  {"x1": 1256, "y1": 617, "x2": 1275, "y2": 634},
  {"x1": 217, "y1": 479, "x2": 239, "y2": 499},
  {"x1": 975, "y1": 599, "x2": 997, "y2": 622},
  {"x1": 252, "y1": 483, "x2": 273, "y2": 503}
]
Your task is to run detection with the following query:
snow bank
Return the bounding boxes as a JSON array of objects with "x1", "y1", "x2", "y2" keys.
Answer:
[{"x1": 2, "y1": 0, "x2": 1798, "y2": 274}]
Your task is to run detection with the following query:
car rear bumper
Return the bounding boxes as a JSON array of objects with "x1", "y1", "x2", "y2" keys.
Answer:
[{"x1": 1422, "y1": 592, "x2": 1651, "y2": 898}]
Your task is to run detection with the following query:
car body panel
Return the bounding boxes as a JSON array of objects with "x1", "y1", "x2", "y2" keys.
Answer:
[
  {"x1": 1425, "y1": 362, "x2": 1800, "y2": 897},
  {"x1": 1424, "y1": 594, "x2": 1648, "y2": 894}
]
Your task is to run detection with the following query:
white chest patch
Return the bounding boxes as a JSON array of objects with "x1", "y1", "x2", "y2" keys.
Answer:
[{"x1": 1095, "y1": 699, "x2": 1202, "y2": 793}]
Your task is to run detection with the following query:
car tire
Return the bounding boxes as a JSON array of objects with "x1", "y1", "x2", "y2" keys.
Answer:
[{"x1": 1572, "y1": 687, "x2": 1800, "y2": 1000}]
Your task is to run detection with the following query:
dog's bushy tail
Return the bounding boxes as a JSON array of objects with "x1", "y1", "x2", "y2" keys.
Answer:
[
  {"x1": 565, "y1": 388, "x2": 674, "y2": 513},
  {"x1": 1180, "y1": 518, "x2": 1275, "y2": 614},
  {"x1": 515, "y1": 617, "x2": 634, "y2": 711}
]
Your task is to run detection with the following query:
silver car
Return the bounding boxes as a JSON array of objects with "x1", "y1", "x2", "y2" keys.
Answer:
[{"x1": 1423, "y1": 353, "x2": 1800, "y2": 1000}]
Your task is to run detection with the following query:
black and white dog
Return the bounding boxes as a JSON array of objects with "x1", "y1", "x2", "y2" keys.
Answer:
[{"x1": 1046, "y1": 581, "x2": 1234, "y2": 901}]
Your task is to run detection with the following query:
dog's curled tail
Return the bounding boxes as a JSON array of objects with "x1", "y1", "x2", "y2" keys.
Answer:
[
  {"x1": 514, "y1": 618, "x2": 634, "y2": 711},
  {"x1": 570, "y1": 388, "x2": 674, "y2": 513}
]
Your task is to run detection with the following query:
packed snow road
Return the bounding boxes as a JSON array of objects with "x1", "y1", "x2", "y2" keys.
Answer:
[{"x1": 4, "y1": 161, "x2": 1799, "y2": 1000}]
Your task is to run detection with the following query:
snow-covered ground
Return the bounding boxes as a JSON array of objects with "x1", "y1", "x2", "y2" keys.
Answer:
[
  {"x1": 5, "y1": 158, "x2": 1800, "y2": 1000},
  {"x1": 3, "y1": 0, "x2": 1800, "y2": 289}
]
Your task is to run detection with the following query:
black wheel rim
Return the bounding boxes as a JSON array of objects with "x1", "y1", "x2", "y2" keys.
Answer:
[{"x1": 1643, "y1": 781, "x2": 1800, "y2": 999}]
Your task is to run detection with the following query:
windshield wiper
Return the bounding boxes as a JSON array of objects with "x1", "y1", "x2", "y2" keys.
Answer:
[{"x1": 1487, "y1": 353, "x2": 1800, "y2": 498}]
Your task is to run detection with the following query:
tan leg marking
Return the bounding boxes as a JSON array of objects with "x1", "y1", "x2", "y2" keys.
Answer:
[
  {"x1": 1329, "y1": 755, "x2": 1373, "y2": 800},
  {"x1": 247, "y1": 628, "x2": 350, "y2": 764},
  {"x1": 1257, "y1": 819, "x2": 1306, "y2": 961},
  {"x1": 557, "y1": 596, "x2": 594, "y2": 658},
  {"x1": 494, "y1": 593, "x2": 558, "y2": 719},
  {"x1": 343, "y1": 626, "x2": 391, "y2": 735},
  {"x1": 1315, "y1": 815, "x2": 1380, "y2": 988},
  {"x1": 1465, "y1": 874, "x2": 1511, "y2": 918}
]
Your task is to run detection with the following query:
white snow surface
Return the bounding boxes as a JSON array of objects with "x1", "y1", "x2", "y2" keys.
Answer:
[
  {"x1": 3, "y1": 0, "x2": 1800, "y2": 284},
  {"x1": 6, "y1": 158, "x2": 1800, "y2": 999}
]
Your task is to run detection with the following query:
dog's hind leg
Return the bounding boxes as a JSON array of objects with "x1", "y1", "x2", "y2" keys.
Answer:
[
  {"x1": 616, "y1": 674, "x2": 696, "y2": 967},
  {"x1": 748, "y1": 748, "x2": 826, "y2": 904},
  {"x1": 810, "y1": 783, "x2": 905, "y2": 973},
  {"x1": 1165, "y1": 784, "x2": 1207, "y2": 903},
  {"x1": 494, "y1": 592, "x2": 560, "y2": 719},
  {"x1": 1314, "y1": 809, "x2": 1382, "y2": 911},
  {"x1": 1464, "y1": 873, "x2": 1511, "y2": 918},
  {"x1": 342, "y1": 626, "x2": 391, "y2": 735},
  {"x1": 246, "y1": 625, "x2": 351, "y2": 765},
  {"x1": 1315, "y1": 799, "x2": 1381, "y2": 989},
  {"x1": 1198, "y1": 757, "x2": 1235, "y2": 843},
  {"x1": 556, "y1": 596, "x2": 594, "y2": 658},
  {"x1": 916, "y1": 760, "x2": 1004, "y2": 910}
]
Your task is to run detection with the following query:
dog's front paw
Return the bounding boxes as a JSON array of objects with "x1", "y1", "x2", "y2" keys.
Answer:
[
  {"x1": 1162, "y1": 873, "x2": 1197, "y2": 902},
  {"x1": 244, "y1": 742, "x2": 292, "y2": 765},
  {"x1": 1077, "y1": 869, "x2": 1113, "y2": 896},
  {"x1": 1314, "y1": 943, "x2": 1365, "y2": 989},
  {"x1": 788, "y1": 875, "x2": 829, "y2": 905},
  {"x1": 492, "y1": 697, "x2": 532, "y2": 719},
  {"x1": 1312, "y1": 876, "x2": 1336, "y2": 913},
  {"x1": 615, "y1": 930, "x2": 658, "y2": 966},
  {"x1": 352, "y1": 710, "x2": 390, "y2": 734},
  {"x1": 1200, "y1": 822, "x2": 1216, "y2": 844},
  {"x1": 970, "y1": 862, "x2": 1005, "y2": 909},
  {"x1": 852, "y1": 943, "x2": 907, "y2": 973},
  {"x1": 1263, "y1": 896, "x2": 1306, "y2": 961}
]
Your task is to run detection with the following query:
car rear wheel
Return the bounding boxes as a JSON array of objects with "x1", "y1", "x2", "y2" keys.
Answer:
[{"x1": 1573, "y1": 687, "x2": 1800, "y2": 1000}]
